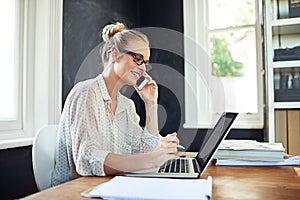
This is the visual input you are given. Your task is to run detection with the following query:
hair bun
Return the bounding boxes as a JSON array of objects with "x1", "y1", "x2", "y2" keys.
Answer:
[{"x1": 102, "y1": 22, "x2": 126, "y2": 42}]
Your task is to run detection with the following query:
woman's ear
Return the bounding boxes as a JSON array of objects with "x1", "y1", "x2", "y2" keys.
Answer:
[{"x1": 110, "y1": 46, "x2": 119, "y2": 63}]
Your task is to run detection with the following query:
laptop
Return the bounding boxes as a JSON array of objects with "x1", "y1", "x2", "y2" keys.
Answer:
[{"x1": 125, "y1": 112, "x2": 238, "y2": 178}]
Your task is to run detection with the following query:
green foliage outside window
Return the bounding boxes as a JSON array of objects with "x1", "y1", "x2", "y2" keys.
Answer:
[{"x1": 211, "y1": 36, "x2": 244, "y2": 77}]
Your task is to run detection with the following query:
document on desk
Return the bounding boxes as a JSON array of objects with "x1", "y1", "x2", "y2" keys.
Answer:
[
  {"x1": 214, "y1": 156, "x2": 300, "y2": 166},
  {"x1": 81, "y1": 176, "x2": 212, "y2": 200}
]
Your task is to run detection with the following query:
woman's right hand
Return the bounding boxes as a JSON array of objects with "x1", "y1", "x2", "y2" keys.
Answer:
[
  {"x1": 104, "y1": 133, "x2": 180, "y2": 174},
  {"x1": 148, "y1": 133, "x2": 179, "y2": 168}
]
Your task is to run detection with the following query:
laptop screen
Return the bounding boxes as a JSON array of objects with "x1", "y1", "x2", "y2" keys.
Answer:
[{"x1": 196, "y1": 112, "x2": 238, "y2": 171}]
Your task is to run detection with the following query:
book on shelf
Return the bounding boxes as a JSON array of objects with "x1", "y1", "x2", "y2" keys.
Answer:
[{"x1": 214, "y1": 140, "x2": 285, "y2": 161}]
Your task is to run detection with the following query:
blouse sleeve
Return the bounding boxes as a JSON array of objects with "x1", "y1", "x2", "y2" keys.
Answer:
[
  {"x1": 65, "y1": 83, "x2": 110, "y2": 177},
  {"x1": 126, "y1": 100, "x2": 160, "y2": 154}
]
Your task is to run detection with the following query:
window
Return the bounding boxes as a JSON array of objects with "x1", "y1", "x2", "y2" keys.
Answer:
[
  {"x1": 184, "y1": 0, "x2": 264, "y2": 128},
  {"x1": 0, "y1": 0, "x2": 62, "y2": 143},
  {"x1": 0, "y1": 0, "x2": 21, "y2": 131}
]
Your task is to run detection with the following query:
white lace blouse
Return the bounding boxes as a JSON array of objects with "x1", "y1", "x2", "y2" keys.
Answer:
[{"x1": 51, "y1": 74, "x2": 159, "y2": 186}]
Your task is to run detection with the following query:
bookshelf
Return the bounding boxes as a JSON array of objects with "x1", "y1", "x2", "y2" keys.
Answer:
[{"x1": 265, "y1": 0, "x2": 300, "y2": 153}]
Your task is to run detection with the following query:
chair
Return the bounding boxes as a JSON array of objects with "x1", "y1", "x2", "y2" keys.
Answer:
[{"x1": 32, "y1": 125, "x2": 58, "y2": 191}]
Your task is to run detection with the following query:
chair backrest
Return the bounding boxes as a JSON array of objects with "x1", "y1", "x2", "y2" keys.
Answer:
[{"x1": 32, "y1": 125, "x2": 58, "y2": 191}]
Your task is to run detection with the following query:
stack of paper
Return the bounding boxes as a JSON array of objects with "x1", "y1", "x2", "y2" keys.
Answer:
[
  {"x1": 214, "y1": 156, "x2": 300, "y2": 166},
  {"x1": 214, "y1": 140, "x2": 300, "y2": 166},
  {"x1": 213, "y1": 140, "x2": 300, "y2": 166},
  {"x1": 214, "y1": 140, "x2": 285, "y2": 162},
  {"x1": 81, "y1": 176, "x2": 212, "y2": 200}
]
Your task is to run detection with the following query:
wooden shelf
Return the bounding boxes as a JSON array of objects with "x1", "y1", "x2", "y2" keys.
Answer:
[
  {"x1": 265, "y1": 0, "x2": 300, "y2": 142},
  {"x1": 272, "y1": 17, "x2": 300, "y2": 26},
  {"x1": 273, "y1": 60, "x2": 300, "y2": 68},
  {"x1": 274, "y1": 102, "x2": 300, "y2": 109},
  {"x1": 272, "y1": 18, "x2": 300, "y2": 35}
]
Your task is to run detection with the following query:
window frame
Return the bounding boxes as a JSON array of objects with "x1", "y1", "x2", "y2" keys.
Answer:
[
  {"x1": 0, "y1": 0, "x2": 62, "y2": 145},
  {"x1": 183, "y1": 0, "x2": 264, "y2": 129},
  {"x1": 0, "y1": 0, "x2": 22, "y2": 131}
]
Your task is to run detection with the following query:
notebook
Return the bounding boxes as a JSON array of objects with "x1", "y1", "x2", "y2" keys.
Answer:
[{"x1": 125, "y1": 112, "x2": 238, "y2": 178}]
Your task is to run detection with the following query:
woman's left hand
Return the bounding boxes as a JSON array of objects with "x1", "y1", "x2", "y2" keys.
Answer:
[{"x1": 134, "y1": 73, "x2": 158, "y2": 105}]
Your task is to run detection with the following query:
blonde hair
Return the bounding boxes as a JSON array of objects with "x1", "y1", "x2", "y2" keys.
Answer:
[{"x1": 101, "y1": 22, "x2": 149, "y2": 66}]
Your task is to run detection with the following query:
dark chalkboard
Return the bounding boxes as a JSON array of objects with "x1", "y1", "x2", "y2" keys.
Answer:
[{"x1": 63, "y1": 0, "x2": 138, "y2": 104}]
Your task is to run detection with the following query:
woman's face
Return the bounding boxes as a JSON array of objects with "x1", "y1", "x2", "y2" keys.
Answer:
[{"x1": 113, "y1": 40, "x2": 150, "y2": 86}]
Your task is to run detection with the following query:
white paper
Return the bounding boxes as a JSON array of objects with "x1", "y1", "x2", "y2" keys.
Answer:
[
  {"x1": 81, "y1": 176, "x2": 212, "y2": 200},
  {"x1": 218, "y1": 140, "x2": 285, "y2": 151},
  {"x1": 214, "y1": 156, "x2": 300, "y2": 166}
]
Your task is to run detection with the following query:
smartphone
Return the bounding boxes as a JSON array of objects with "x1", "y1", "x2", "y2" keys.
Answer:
[{"x1": 136, "y1": 76, "x2": 149, "y2": 90}]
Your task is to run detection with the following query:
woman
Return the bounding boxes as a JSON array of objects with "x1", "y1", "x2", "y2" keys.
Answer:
[{"x1": 51, "y1": 22, "x2": 179, "y2": 186}]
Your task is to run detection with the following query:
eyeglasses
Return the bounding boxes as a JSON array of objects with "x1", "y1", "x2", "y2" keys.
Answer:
[{"x1": 118, "y1": 47, "x2": 152, "y2": 71}]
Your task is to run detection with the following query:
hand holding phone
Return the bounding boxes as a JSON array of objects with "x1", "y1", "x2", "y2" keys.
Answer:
[
  {"x1": 135, "y1": 74, "x2": 158, "y2": 104},
  {"x1": 136, "y1": 76, "x2": 149, "y2": 90}
]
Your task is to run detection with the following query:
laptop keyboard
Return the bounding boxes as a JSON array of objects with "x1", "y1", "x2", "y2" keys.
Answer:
[
  {"x1": 192, "y1": 159, "x2": 200, "y2": 173},
  {"x1": 158, "y1": 159, "x2": 190, "y2": 173}
]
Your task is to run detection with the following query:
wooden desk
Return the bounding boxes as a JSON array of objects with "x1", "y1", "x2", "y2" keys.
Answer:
[{"x1": 22, "y1": 165, "x2": 300, "y2": 200}]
